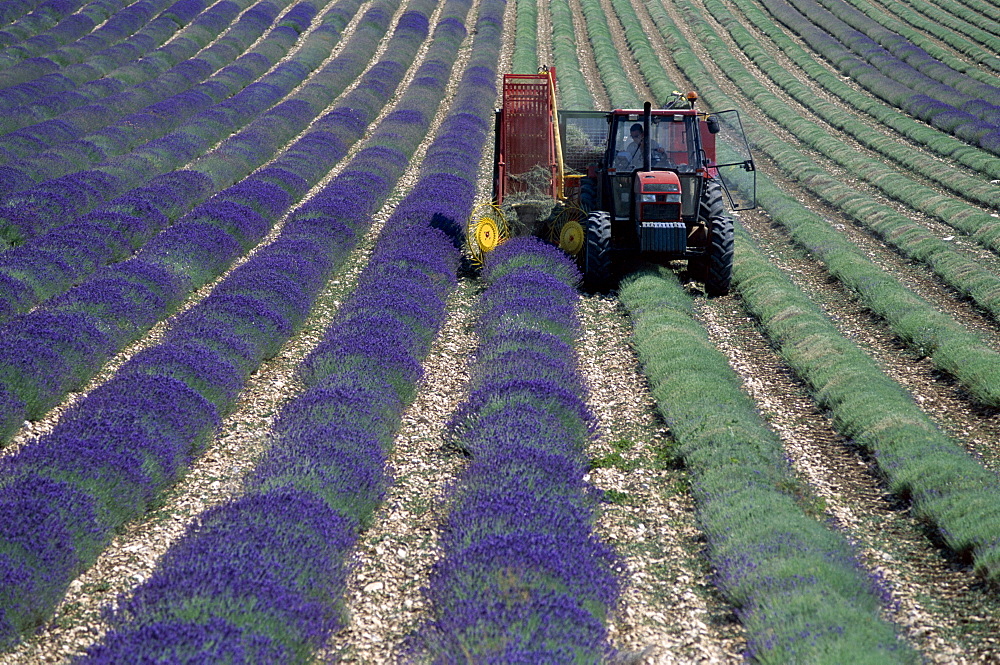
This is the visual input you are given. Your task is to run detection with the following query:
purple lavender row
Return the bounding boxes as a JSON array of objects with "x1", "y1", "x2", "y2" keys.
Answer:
[
  {"x1": 0, "y1": 0, "x2": 89, "y2": 52},
  {"x1": 0, "y1": 0, "x2": 412, "y2": 442},
  {"x1": 0, "y1": 0, "x2": 452, "y2": 645},
  {"x1": 796, "y1": 0, "x2": 1000, "y2": 109},
  {"x1": 0, "y1": 0, "x2": 377, "y2": 326},
  {"x1": 0, "y1": 0, "x2": 224, "y2": 116},
  {"x1": 0, "y1": 0, "x2": 46, "y2": 28},
  {"x1": 416, "y1": 236, "x2": 619, "y2": 663},
  {"x1": 0, "y1": 0, "x2": 268, "y2": 149},
  {"x1": 0, "y1": 0, "x2": 131, "y2": 68},
  {"x1": 0, "y1": 0, "x2": 306, "y2": 187},
  {"x1": 0, "y1": 1, "x2": 348, "y2": 248},
  {"x1": 0, "y1": 0, "x2": 177, "y2": 93},
  {"x1": 77, "y1": 6, "x2": 506, "y2": 657},
  {"x1": 762, "y1": 0, "x2": 1000, "y2": 154}
]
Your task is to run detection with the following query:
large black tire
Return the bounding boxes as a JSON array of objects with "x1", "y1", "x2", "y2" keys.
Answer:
[
  {"x1": 704, "y1": 214, "x2": 734, "y2": 296},
  {"x1": 693, "y1": 181, "x2": 734, "y2": 296},
  {"x1": 582, "y1": 210, "x2": 613, "y2": 292}
]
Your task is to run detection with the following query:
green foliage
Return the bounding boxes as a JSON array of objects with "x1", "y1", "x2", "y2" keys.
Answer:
[
  {"x1": 511, "y1": 0, "x2": 537, "y2": 74},
  {"x1": 618, "y1": 269, "x2": 914, "y2": 662},
  {"x1": 549, "y1": 0, "x2": 592, "y2": 109},
  {"x1": 731, "y1": 221, "x2": 1000, "y2": 582}
]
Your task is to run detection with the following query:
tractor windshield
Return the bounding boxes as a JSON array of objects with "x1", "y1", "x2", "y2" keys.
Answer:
[{"x1": 611, "y1": 113, "x2": 698, "y2": 173}]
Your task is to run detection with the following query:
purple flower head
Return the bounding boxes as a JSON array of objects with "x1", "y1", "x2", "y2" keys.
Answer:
[
  {"x1": 103, "y1": 259, "x2": 187, "y2": 306},
  {"x1": 450, "y1": 379, "x2": 594, "y2": 444},
  {"x1": 33, "y1": 221, "x2": 129, "y2": 269},
  {"x1": 483, "y1": 236, "x2": 582, "y2": 287},
  {"x1": 191, "y1": 293, "x2": 294, "y2": 362},
  {"x1": 140, "y1": 221, "x2": 242, "y2": 287},
  {"x1": 183, "y1": 199, "x2": 269, "y2": 249},
  {"x1": 105, "y1": 488, "x2": 355, "y2": 647},
  {"x1": 48, "y1": 274, "x2": 166, "y2": 340},
  {"x1": 300, "y1": 326, "x2": 423, "y2": 401},
  {"x1": 252, "y1": 166, "x2": 309, "y2": 199},
  {"x1": 273, "y1": 380, "x2": 401, "y2": 442},
  {"x1": 214, "y1": 265, "x2": 312, "y2": 325},
  {"x1": 251, "y1": 427, "x2": 388, "y2": 526},
  {"x1": 469, "y1": 348, "x2": 583, "y2": 395},
  {"x1": 4, "y1": 308, "x2": 110, "y2": 384},
  {"x1": 120, "y1": 341, "x2": 243, "y2": 410},
  {"x1": 420, "y1": 590, "x2": 611, "y2": 663},
  {"x1": 0, "y1": 475, "x2": 102, "y2": 643},
  {"x1": 83, "y1": 617, "x2": 294, "y2": 663}
]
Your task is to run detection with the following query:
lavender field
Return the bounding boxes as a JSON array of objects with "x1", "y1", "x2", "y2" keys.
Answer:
[{"x1": 0, "y1": 0, "x2": 999, "y2": 661}]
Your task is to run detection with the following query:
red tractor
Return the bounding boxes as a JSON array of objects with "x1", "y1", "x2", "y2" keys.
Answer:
[{"x1": 470, "y1": 68, "x2": 756, "y2": 295}]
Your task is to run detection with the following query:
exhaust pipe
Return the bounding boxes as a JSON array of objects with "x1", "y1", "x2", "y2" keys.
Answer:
[{"x1": 642, "y1": 101, "x2": 652, "y2": 171}]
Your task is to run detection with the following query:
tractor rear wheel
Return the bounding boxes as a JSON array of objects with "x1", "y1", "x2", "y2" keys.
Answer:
[
  {"x1": 582, "y1": 210, "x2": 613, "y2": 292},
  {"x1": 695, "y1": 181, "x2": 733, "y2": 296}
]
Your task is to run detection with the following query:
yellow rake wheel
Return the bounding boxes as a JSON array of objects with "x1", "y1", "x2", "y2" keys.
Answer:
[
  {"x1": 467, "y1": 203, "x2": 509, "y2": 266},
  {"x1": 549, "y1": 203, "x2": 587, "y2": 256}
]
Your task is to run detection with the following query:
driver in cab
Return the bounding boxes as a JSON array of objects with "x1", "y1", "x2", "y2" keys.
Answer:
[{"x1": 620, "y1": 123, "x2": 667, "y2": 170}]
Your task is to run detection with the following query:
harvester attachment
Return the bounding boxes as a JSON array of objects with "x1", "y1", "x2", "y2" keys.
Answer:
[{"x1": 466, "y1": 202, "x2": 509, "y2": 266}]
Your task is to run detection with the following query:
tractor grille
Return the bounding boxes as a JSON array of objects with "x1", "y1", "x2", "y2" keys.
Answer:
[
  {"x1": 640, "y1": 222, "x2": 686, "y2": 252},
  {"x1": 641, "y1": 202, "x2": 681, "y2": 221}
]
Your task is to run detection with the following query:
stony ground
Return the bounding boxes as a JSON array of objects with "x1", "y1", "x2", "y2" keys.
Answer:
[{"x1": 4, "y1": 0, "x2": 1000, "y2": 662}]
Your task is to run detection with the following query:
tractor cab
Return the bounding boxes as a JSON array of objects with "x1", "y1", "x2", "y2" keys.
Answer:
[{"x1": 602, "y1": 108, "x2": 708, "y2": 251}]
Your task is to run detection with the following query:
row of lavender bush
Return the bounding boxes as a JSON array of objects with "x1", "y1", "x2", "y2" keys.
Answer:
[
  {"x1": 653, "y1": 0, "x2": 1000, "y2": 408},
  {"x1": 0, "y1": 0, "x2": 406, "y2": 442},
  {"x1": 638, "y1": 0, "x2": 1000, "y2": 589},
  {"x1": 576, "y1": 0, "x2": 639, "y2": 107},
  {"x1": 808, "y1": 0, "x2": 1000, "y2": 93},
  {"x1": 617, "y1": 267, "x2": 915, "y2": 662},
  {"x1": 0, "y1": 0, "x2": 125, "y2": 66},
  {"x1": 0, "y1": 0, "x2": 179, "y2": 88},
  {"x1": 74, "y1": 2, "x2": 505, "y2": 659},
  {"x1": 0, "y1": 0, "x2": 52, "y2": 31},
  {"x1": 815, "y1": 0, "x2": 1000, "y2": 85},
  {"x1": 548, "y1": 0, "x2": 592, "y2": 109},
  {"x1": 0, "y1": 0, "x2": 370, "y2": 323},
  {"x1": 711, "y1": 0, "x2": 999, "y2": 205},
  {"x1": 724, "y1": 0, "x2": 999, "y2": 180},
  {"x1": 836, "y1": 0, "x2": 1000, "y2": 60},
  {"x1": 0, "y1": 0, "x2": 269, "y2": 153},
  {"x1": 0, "y1": 0, "x2": 454, "y2": 645},
  {"x1": 419, "y1": 237, "x2": 619, "y2": 662},
  {"x1": 758, "y1": 0, "x2": 1000, "y2": 154},
  {"x1": 721, "y1": 107, "x2": 1000, "y2": 574},
  {"x1": 685, "y1": 2, "x2": 1000, "y2": 319},
  {"x1": 0, "y1": 0, "x2": 334, "y2": 247},
  {"x1": 856, "y1": 0, "x2": 1000, "y2": 72},
  {"x1": 0, "y1": 0, "x2": 302, "y2": 183},
  {"x1": 0, "y1": 0, "x2": 175, "y2": 83},
  {"x1": 0, "y1": 0, "x2": 223, "y2": 118},
  {"x1": 579, "y1": 2, "x2": 916, "y2": 657}
]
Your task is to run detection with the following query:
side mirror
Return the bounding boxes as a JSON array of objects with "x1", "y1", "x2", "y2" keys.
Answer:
[{"x1": 706, "y1": 116, "x2": 721, "y2": 134}]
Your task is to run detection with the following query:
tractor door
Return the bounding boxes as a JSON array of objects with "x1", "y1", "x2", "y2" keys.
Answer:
[{"x1": 699, "y1": 108, "x2": 756, "y2": 210}]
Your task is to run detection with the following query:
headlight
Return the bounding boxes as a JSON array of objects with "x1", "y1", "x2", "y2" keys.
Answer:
[
  {"x1": 665, "y1": 194, "x2": 681, "y2": 203},
  {"x1": 640, "y1": 194, "x2": 656, "y2": 202}
]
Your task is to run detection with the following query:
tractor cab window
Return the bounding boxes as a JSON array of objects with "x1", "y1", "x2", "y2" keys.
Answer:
[
  {"x1": 612, "y1": 115, "x2": 695, "y2": 173},
  {"x1": 609, "y1": 114, "x2": 698, "y2": 219}
]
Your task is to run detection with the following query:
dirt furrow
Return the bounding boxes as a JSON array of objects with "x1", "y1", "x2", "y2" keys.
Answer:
[{"x1": 578, "y1": 294, "x2": 746, "y2": 664}]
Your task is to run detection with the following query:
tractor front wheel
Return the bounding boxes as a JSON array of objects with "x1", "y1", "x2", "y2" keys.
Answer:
[{"x1": 582, "y1": 210, "x2": 613, "y2": 292}]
